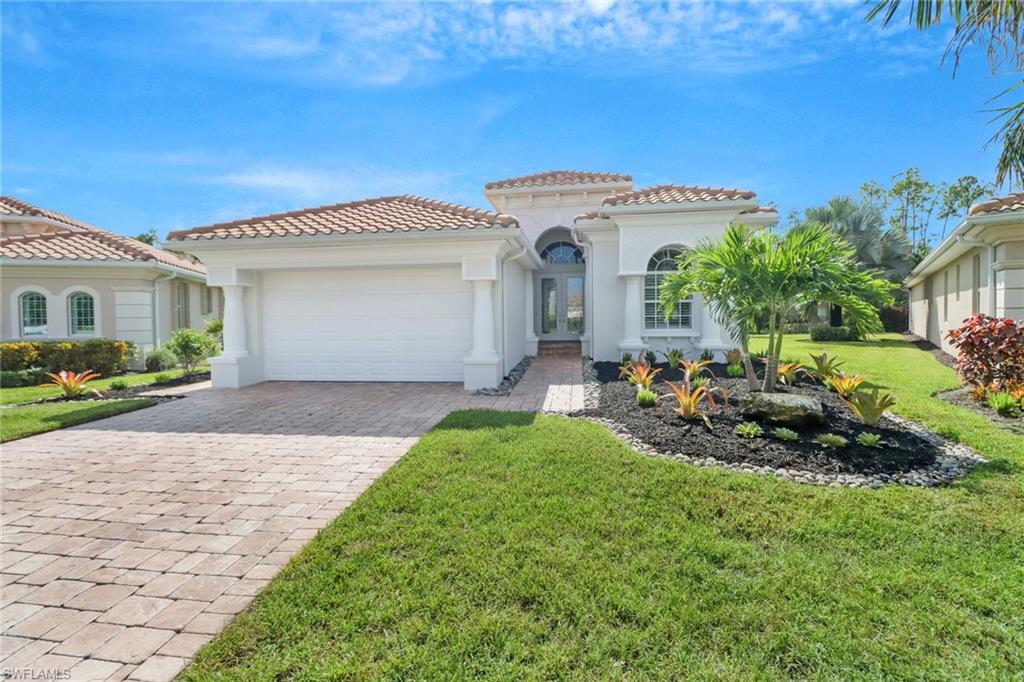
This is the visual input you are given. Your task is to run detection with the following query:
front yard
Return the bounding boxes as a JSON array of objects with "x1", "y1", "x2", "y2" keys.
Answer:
[{"x1": 184, "y1": 335, "x2": 1023, "y2": 679}]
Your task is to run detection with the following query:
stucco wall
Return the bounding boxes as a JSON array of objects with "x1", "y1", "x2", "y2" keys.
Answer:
[
  {"x1": 502, "y1": 257, "x2": 527, "y2": 375},
  {"x1": 909, "y1": 246, "x2": 991, "y2": 353},
  {"x1": 995, "y1": 239, "x2": 1024, "y2": 320}
]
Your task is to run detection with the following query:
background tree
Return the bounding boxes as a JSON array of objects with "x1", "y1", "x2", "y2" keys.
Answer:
[
  {"x1": 135, "y1": 228, "x2": 159, "y2": 246},
  {"x1": 938, "y1": 175, "x2": 996, "y2": 237},
  {"x1": 867, "y1": 0, "x2": 1024, "y2": 187}
]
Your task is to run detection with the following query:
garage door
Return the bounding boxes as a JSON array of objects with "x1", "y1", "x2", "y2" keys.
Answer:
[{"x1": 262, "y1": 267, "x2": 472, "y2": 381}]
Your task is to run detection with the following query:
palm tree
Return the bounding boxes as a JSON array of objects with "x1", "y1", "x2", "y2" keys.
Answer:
[
  {"x1": 800, "y1": 197, "x2": 912, "y2": 282},
  {"x1": 661, "y1": 224, "x2": 894, "y2": 393}
]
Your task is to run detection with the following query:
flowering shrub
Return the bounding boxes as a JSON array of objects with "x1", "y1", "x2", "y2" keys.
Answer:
[{"x1": 946, "y1": 315, "x2": 1024, "y2": 391}]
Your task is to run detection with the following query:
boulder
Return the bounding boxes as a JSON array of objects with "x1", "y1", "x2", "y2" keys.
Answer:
[{"x1": 739, "y1": 392, "x2": 825, "y2": 427}]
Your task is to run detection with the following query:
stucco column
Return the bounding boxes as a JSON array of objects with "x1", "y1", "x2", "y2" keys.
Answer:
[
  {"x1": 620, "y1": 274, "x2": 645, "y2": 351},
  {"x1": 524, "y1": 275, "x2": 538, "y2": 355},
  {"x1": 470, "y1": 279, "x2": 497, "y2": 358},
  {"x1": 221, "y1": 284, "x2": 248, "y2": 357}
]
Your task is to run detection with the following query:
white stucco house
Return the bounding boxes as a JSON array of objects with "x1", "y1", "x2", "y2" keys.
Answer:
[
  {"x1": 907, "y1": 191, "x2": 1024, "y2": 353},
  {"x1": 167, "y1": 170, "x2": 777, "y2": 390}
]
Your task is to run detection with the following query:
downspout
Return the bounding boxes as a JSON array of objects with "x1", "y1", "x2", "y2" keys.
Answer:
[{"x1": 153, "y1": 272, "x2": 175, "y2": 350}]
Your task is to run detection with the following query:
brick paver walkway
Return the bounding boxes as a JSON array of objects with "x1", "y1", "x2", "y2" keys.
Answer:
[{"x1": 1, "y1": 357, "x2": 582, "y2": 681}]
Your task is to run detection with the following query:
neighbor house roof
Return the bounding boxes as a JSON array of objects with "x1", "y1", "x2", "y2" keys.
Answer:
[
  {"x1": 1, "y1": 196, "x2": 206, "y2": 275},
  {"x1": 166, "y1": 195, "x2": 519, "y2": 241},
  {"x1": 485, "y1": 170, "x2": 632, "y2": 191},
  {"x1": 967, "y1": 192, "x2": 1024, "y2": 217},
  {"x1": 602, "y1": 184, "x2": 756, "y2": 207}
]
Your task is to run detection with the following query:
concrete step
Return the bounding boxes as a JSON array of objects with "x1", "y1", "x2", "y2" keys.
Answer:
[{"x1": 537, "y1": 341, "x2": 582, "y2": 357}]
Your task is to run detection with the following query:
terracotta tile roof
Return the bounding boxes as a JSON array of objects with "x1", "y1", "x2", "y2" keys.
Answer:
[
  {"x1": 166, "y1": 195, "x2": 518, "y2": 241},
  {"x1": 968, "y1": 192, "x2": 1024, "y2": 217},
  {"x1": 485, "y1": 170, "x2": 632, "y2": 191},
  {"x1": 1, "y1": 196, "x2": 206, "y2": 275},
  {"x1": 602, "y1": 184, "x2": 756, "y2": 207},
  {"x1": 740, "y1": 206, "x2": 777, "y2": 214},
  {"x1": 573, "y1": 211, "x2": 601, "y2": 222}
]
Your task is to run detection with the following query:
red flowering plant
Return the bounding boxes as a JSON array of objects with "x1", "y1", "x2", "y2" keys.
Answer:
[{"x1": 945, "y1": 315, "x2": 1024, "y2": 395}]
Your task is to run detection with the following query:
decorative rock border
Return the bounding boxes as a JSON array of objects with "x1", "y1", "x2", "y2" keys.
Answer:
[
  {"x1": 476, "y1": 356, "x2": 534, "y2": 396},
  {"x1": 576, "y1": 360, "x2": 987, "y2": 489}
]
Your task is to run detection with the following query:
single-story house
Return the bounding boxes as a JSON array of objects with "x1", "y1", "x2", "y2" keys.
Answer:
[
  {"x1": 167, "y1": 170, "x2": 777, "y2": 390},
  {"x1": 907, "y1": 191, "x2": 1024, "y2": 353},
  {"x1": 1, "y1": 196, "x2": 220, "y2": 364}
]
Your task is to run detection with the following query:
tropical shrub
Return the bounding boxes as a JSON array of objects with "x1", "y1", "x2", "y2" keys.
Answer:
[
  {"x1": 109, "y1": 378, "x2": 129, "y2": 391},
  {"x1": 204, "y1": 318, "x2": 224, "y2": 348},
  {"x1": 636, "y1": 388, "x2": 658, "y2": 407},
  {"x1": 843, "y1": 388, "x2": 897, "y2": 426},
  {"x1": 145, "y1": 348, "x2": 178, "y2": 372},
  {"x1": 644, "y1": 351, "x2": 658, "y2": 366},
  {"x1": 809, "y1": 352, "x2": 845, "y2": 383},
  {"x1": 734, "y1": 421, "x2": 764, "y2": 438},
  {"x1": 771, "y1": 427, "x2": 799, "y2": 441},
  {"x1": 828, "y1": 373, "x2": 865, "y2": 399},
  {"x1": 0, "y1": 342, "x2": 40, "y2": 371},
  {"x1": 809, "y1": 324, "x2": 861, "y2": 342},
  {"x1": 153, "y1": 373, "x2": 173, "y2": 385},
  {"x1": 619, "y1": 357, "x2": 662, "y2": 391},
  {"x1": 699, "y1": 348, "x2": 715, "y2": 362},
  {"x1": 946, "y1": 314, "x2": 1024, "y2": 390},
  {"x1": 856, "y1": 432, "x2": 884, "y2": 448},
  {"x1": 660, "y1": 348, "x2": 685, "y2": 369},
  {"x1": 40, "y1": 370, "x2": 102, "y2": 399},
  {"x1": 165, "y1": 328, "x2": 218, "y2": 376},
  {"x1": 0, "y1": 368, "x2": 48, "y2": 388},
  {"x1": 726, "y1": 363, "x2": 745, "y2": 378},
  {"x1": 986, "y1": 389, "x2": 1020, "y2": 417},
  {"x1": 777, "y1": 362, "x2": 810, "y2": 385},
  {"x1": 813, "y1": 433, "x2": 849, "y2": 449},
  {"x1": 724, "y1": 348, "x2": 743, "y2": 365}
]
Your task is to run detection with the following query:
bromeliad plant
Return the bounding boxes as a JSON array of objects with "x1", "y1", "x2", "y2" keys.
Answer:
[
  {"x1": 776, "y1": 362, "x2": 811, "y2": 386},
  {"x1": 724, "y1": 348, "x2": 743, "y2": 366},
  {"x1": 636, "y1": 388, "x2": 658, "y2": 408},
  {"x1": 809, "y1": 352, "x2": 845, "y2": 383},
  {"x1": 827, "y1": 373, "x2": 865, "y2": 399},
  {"x1": 663, "y1": 380, "x2": 726, "y2": 429},
  {"x1": 843, "y1": 388, "x2": 897, "y2": 426},
  {"x1": 661, "y1": 348, "x2": 686, "y2": 369},
  {"x1": 41, "y1": 370, "x2": 102, "y2": 399},
  {"x1": 618, "y1": 356, "x2": 662, "y2": 391}
]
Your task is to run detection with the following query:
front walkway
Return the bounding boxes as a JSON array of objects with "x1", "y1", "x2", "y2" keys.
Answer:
[{"x1": 0, "y1": 357, "x2": 582, "y2": 681}]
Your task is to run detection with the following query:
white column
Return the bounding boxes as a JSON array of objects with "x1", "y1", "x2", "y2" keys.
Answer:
[
  {"x1": 524, "y1": 275, "x2": 538, "y2": 354},
  {"x1": 221, "y1": 284, "x2": 248, "y2": 357},
  {"x1": 620, "y1": 274, "x2": 645, "y2": 349},
  {"x1": 470, "y1": 279, "x2": 497, "y2": 358}
]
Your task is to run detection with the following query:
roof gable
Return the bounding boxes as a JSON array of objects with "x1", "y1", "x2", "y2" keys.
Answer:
[
  {"x1": 602, "y1": 184, "x2": 756, "y2": 207},
  {"x1": 484, "y1": 170, "x2": 632, "y2": 191}
]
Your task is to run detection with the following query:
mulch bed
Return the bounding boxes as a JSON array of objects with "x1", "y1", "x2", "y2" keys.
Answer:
[
  {"x1": 105, "y1": 371, "x2": 210, "y2": 399},
  {"x1": 586, "y1": 362, "x2": 939, "y2": 476},
  {"x1": 936, "y1": 387, "x2": 1024, "y2": 436}
]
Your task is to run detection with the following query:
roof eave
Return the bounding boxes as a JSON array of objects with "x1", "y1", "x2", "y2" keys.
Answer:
[
  {"x1": 166, "y1": 224, "x2": 523, "y2": 251},
  {"x1": 905, "y1": 209, "x2": 1024, "y2": 286},
  {"x1": 0, "y1": 257, "x2": 206, "y2": 279}
]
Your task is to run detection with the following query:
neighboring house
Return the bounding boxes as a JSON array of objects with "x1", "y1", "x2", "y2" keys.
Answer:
[
  {"x1": 907, "y1": 192, "x2": 1024, "y2": 354},
  {"x1": 1, "y1": 197, "x2": 220, "y2": 365},
  {"x1": 167, "y1": 170, "x2": 777, "y2": 390}
]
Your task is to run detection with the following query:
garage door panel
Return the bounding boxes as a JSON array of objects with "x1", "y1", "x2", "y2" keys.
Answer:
[{"x1": 262, "y1": 267, "x2": 471, "y2": 381}]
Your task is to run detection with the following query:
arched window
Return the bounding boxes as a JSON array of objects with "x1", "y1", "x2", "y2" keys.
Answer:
[
  {"x1": 644, "y1": 248, "x2": 691, "y2": 330},
  {"x1": 539, "y1": 241, "x2": 584, "y2": 265},
  {"x1": 19, "y1": 292, "x2": 47, "y2": 337},
  {"x1": 68, "y1": 292, "x2": 96, "y2": 336}
]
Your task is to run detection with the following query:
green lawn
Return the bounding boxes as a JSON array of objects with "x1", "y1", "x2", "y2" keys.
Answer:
[
  {"x1": 0, "y1": 367, "x2": 199, "y2": 405},
  {"x1": 0, "y1": 398, "x2": 155, "y2": 442},
  {"x1": 184, "y1": 334, "x2": 1023, "y2": 680}
]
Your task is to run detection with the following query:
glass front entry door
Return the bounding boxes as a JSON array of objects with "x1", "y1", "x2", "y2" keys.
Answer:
[{"x1": 537, "y1": 273, "x2": 585, "y2": 340}]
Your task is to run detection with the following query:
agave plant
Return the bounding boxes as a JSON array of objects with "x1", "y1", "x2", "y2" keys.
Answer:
[
  {"x1": 843, "y1": 388, "x2": 897, "y2": 426},
  {"x1": 663, "y1": 380, "x2": 726, "y2": 429},
  {"x1": 40, "y1": 370, "x2": 102, "y2": 399},
  {"x1": 660, "y1": 347, "x2": 686, "y2": 369},
  {"x1": 809, "y1": 352, "x2": 845, "y2": 383},
  {"x1": 827, "y1": 373, "x2": 865, "y2": 399}
]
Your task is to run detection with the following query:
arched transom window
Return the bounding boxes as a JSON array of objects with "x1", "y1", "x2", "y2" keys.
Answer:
[
  {"x1": 19, "y1": 292, "x2": 47, "y2": 337},
  {"x1": 68, "y1": 291, "x2": 96, "y2": 336},
  {"x1": 644, "y1": 248, "x2": 691, "y2": 330},
  {"x1": 539, "y1": 241, "x2": 584, "y2": 265}
]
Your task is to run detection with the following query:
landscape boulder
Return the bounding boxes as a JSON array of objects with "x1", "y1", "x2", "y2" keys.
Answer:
[{"x1": 740, "y1": 392, "x2": 826, "y2": 427}]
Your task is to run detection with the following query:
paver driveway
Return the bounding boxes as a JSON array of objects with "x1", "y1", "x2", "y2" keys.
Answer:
[{"x1": 1, "y1": 357, "x2": 583, "y2": 681}]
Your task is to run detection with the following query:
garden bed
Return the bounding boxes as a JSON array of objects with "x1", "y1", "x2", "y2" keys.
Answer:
[
  {"x1": 581, "y1": 361, "x2": 984, "y2": 487},
  {"x1": 936, "y1": 386, "x2": 1024, "y2": 436}
]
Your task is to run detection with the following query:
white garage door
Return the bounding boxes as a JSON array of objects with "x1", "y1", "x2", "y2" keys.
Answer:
[{"x1": 262, "y1": 267, "x2": 472, "y2": 381}]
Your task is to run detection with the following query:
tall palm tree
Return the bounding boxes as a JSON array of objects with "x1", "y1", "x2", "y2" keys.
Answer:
[
  {"x1": 661, "y1": 224, "x2": 894, "y2": 392},
  {"x1": 801, "y1": 196, "x2": 912, "y2": 281}
]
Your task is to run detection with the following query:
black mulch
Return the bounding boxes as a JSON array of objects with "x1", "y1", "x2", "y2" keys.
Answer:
[
  {"x1": 104, "y1": 371, "x2": 210, "y2": 399},
  {"x1": 586, "y1": 362, "x2": 939, "y2": 475},
  {"x1": 936, "y1": 387, "x2": 1024, "y2": 436}
]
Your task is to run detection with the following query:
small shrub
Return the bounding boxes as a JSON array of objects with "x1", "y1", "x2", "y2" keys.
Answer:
[
  {"x1": 660, "y1": 348, "x2": 685, "y2": 369},
  {"x1": 204, "y1": 318, "x2": 224, "y2": 347},
  {"x1": 40, "y1": 370, "x2": 101, "y2": 399},
  {"x1": 0, "y1": 367, "x2": 47, "y2": 387},
  {"x1": 809, "y1": 352, "x2": 845, "y2": 383},
  {"x1": 813, "y1": 433, "x2": 849, "y2": 449},
  {"x1": 771, "y1": 427, "x2": 799, "y2": 441},
  {"x1": 843, "y1": 388, "x2": 897, "y2": 426},
  {"x1": 986, "y1": 389, "x2": 1020, "y2": 417},
  {"x1": 726, "y1": 363, "x2": 745, "y2": 377},
  {"x1": 145, "y1": 348, "x2": 177, "y2": 372},
  {"x1": 724, "y1": 348, "x2": 743, "y2": 365},
  {"x1": 152, "y1": 373, "x2": 173, "y2": 385},
  {"x1": 827, "y1": 373, "x2": 865, "y2": 399},
  {"x1": 165, "y1": 328, "x2": 218, "y2": 376},
  {"x1": 109, "y1": 379, "x2": 129, "y2": 391},
  {"x1": 636, "y1": 388, "x2": 658, "y2": 407},
  {"x1": 810, "y1": 324, "x2": 861, "y2": 342},
  {"x1": 6, "y1": 339, "x2": 136, "y2": 375},
  {"x1": 699, "y1": 348, "x2": 715, "y2": 362},
  {"x1": 734, "y1": 421, "x2": 764, "y2": 438},
  {"x1": 856, "y1": 432, "x2": 884, "y2": 448},
  {"x1": 0, "y1": 341, "x2": 40, "y2": 371},
  {"x1": 622, "y1": 352, "x2": 633, "y2": 365},
  {"x1": 946, "y1": 314, "x2": 1024, "y2": 390}
]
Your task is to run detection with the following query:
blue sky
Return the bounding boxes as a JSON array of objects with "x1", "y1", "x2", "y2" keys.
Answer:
[{"x1": 1, "y1": 1, "x2": 1015, "y2": 240}]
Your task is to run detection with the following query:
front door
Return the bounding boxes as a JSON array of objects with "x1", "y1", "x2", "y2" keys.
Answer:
[{"x1": 537, "y1": 273, "x2": 585, "y2": 340}]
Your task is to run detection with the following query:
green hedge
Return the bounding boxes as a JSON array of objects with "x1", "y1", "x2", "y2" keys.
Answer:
[
  {"x1": 0, "y1": 368, "x2": 48, "y2": 388},
  {"x1": 0, "y1": 339, "x2": 137, "y2": 375},
  {"x1": 809, "y1": 324, "x2": 861, "y2": 342}
]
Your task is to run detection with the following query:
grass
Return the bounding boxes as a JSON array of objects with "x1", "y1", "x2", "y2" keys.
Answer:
[
  {"x1": 0, "y1": 398, "x2": 155, "y2": 442},
  {"x1": 184, "y1": 335, "x2": 1023, "y2": 680},
  {"x1": 0, "y1": 367, "x2": 202, "y2": 405}
]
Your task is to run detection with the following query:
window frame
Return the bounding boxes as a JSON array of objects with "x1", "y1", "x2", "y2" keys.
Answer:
[
  {"x1": 539, "y1": 241, "x2": 585, "y2": 266},
  {"x1": 176, "y1": 281, "x2": 191, "y2": 329},
  {"x1": 67, "y1": 291, "x2": 97, "y2": 337},
  {"x1": 18, "y1": 291, "x2": 48, "y2": 338},
  {"x1": 644, "y1": 248, "x2": 692, "y2": 332}
]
